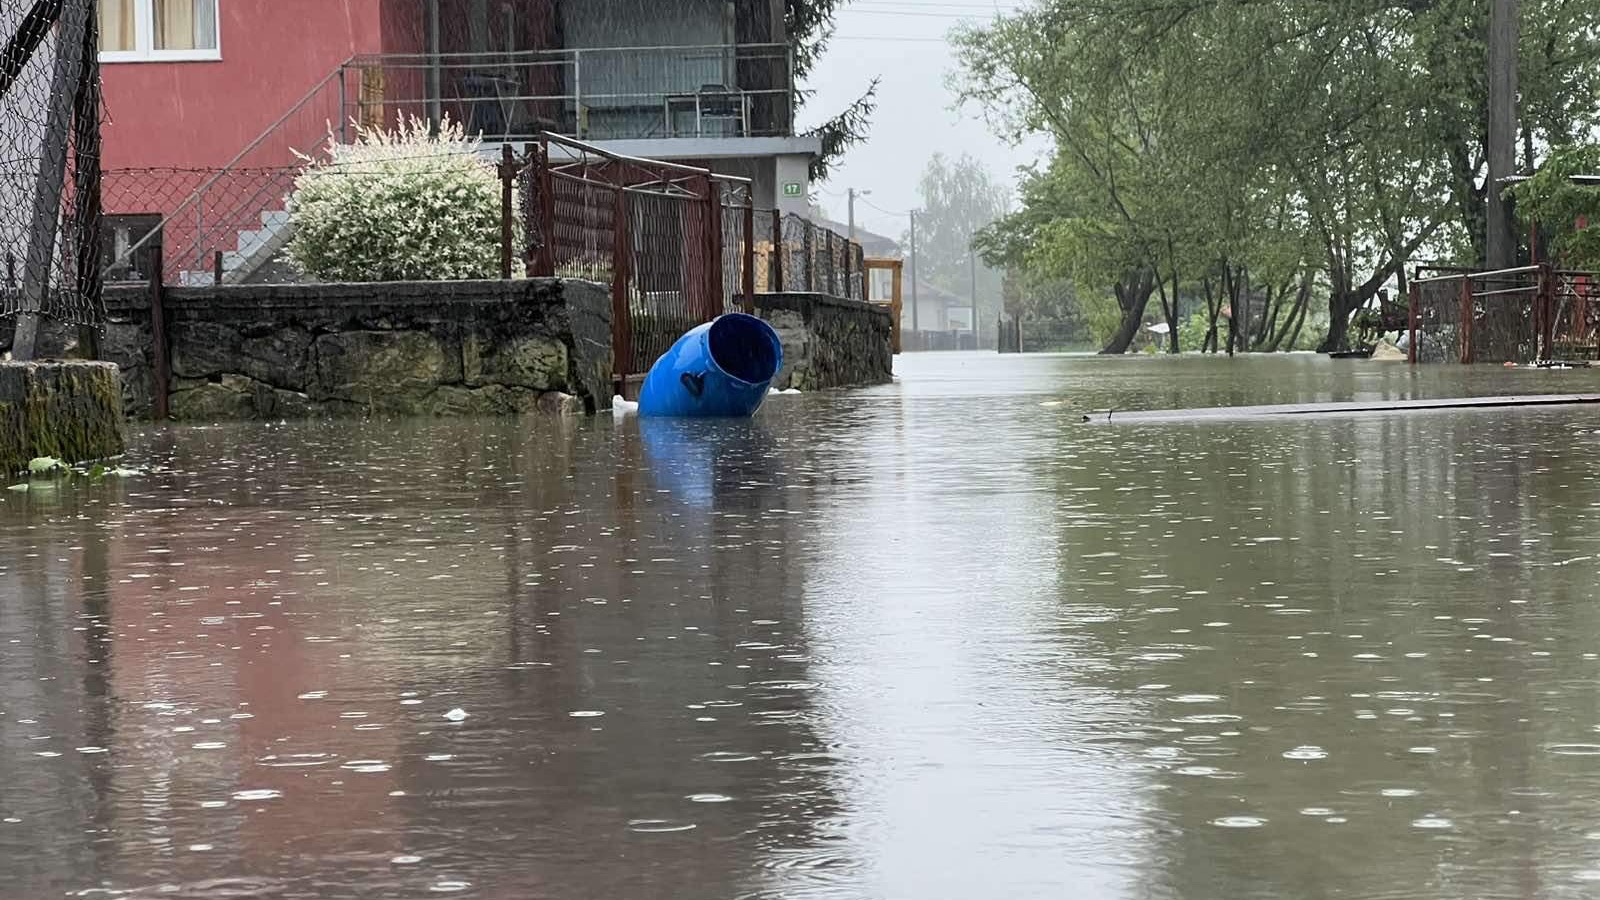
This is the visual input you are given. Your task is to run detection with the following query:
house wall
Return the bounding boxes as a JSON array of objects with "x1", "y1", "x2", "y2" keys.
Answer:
[
  {"x1": 560, "y1": 0, "x2": 731, "y2": 138},
  {"x1": 101, "y1": 1, "x2": 385, "y2": 173},
  {"x1": 774, "y1": 154, "x2": 810, "y2": 217}
]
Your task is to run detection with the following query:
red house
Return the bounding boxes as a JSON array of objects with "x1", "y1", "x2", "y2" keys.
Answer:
[{"x1": 96, "y1": 0, "x2": 819, "y2": 283}]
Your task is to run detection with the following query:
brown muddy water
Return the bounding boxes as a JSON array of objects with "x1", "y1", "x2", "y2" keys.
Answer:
[{"x1": 7, "y1": 352, "x2": 1600, "y2": 899}]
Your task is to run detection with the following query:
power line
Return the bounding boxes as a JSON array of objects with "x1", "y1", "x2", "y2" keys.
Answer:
[
  {"x1": 837, "y1": 8, "x2": 1011, "y2": 17},
  {"x1": 852, "y1": 0, "x2": 1022, "y2": 8},
  {"x1": 860, "y1": 196, "x2": 915, "y2": 217},
  {"x1": 825, "y1": 35, "x2": 955, "y2": 42}
]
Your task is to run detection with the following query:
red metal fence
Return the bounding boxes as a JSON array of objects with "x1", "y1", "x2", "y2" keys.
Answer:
[
  {"x1": 515, "y1": 134, "x2": 756, "y2": 390},
  {"x1": 1409, "y1": 263, "x2": 1600, "y2": 364}
]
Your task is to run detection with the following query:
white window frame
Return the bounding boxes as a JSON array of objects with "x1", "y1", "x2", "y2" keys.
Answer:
[{"x1": 99, "y1": 0, "x2": 222, "y2": 64}]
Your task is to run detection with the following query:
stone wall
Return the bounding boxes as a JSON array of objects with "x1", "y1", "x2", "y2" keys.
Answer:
[
  {"x1": 753, "y1": 292, "x2": 895, "y2": 391},
  {"x1": 0, "y1": 361, "x2": 127, "y2": 474},
  {"x1": 23, "y1": 279, "x2": 612, "y2": 421}
]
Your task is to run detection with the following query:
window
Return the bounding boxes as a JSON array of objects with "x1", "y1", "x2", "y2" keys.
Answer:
[
  {"x1": 99, "y1": 0, "x2": 219, "y2": 62},
  {"x1": 101, "y1": 215, "x2": 163, "y2": 284}
]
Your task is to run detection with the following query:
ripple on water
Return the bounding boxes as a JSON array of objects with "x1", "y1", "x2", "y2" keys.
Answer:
[
  {"x1": 1381, "y1": 788, "x2": 1421, "y2": 798},
  {"x1": 231, "y1": 789, "x2": 282, "y2": 802},
  {"x1": 1211, "y1": 816, "x2": 1267, "y2": 828},
  {"x1": 698, "y1": 751, "x2": 761, "y2": 763},
  {"x1": 1174, "y1": 714, "x2": 1242, "y2": 724},
  {"x1": 569, "y1": 710, "x2": 606, "y2": 718},
  {"x1": 627, "y1": 819, "x2": 698, "y2": 834},
  {"x1": 1546, "y1": 743, "x2": 1600, "y2": 756},
  {"x1": 258, "y1": 753, "x2": 333, "y2": 768},
  {"x1": 1412, "y1": 816, "x2": 1453, "y2": 830},
  {"x1": 428, "y1": 882, "x2": 472, "y2": 893},
  {"x1": 687, "y1": 793, "x2": 733, "y2": 803},
  {"x1": 1170, "y1": 694, "x2": 1224, "y2": 704},
  {"x1": 341, "y1": 760, "x2": 392, "y2": 774},
  {"x1": 1283, "y1": 746, "x2": 1328, "y2": 761}
]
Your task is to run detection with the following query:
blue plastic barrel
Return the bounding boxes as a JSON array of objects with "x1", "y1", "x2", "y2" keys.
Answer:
[{"x1": 636, "y1": 313, "x2": 784, "y2": 418}]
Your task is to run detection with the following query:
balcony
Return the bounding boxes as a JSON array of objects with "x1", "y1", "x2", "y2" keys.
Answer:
[{"x1": 337, "y1": 43, "x2": 795, "y2": 144}]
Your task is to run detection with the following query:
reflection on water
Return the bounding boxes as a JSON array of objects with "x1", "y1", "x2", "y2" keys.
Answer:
[{"x1": 7, "y1": 353, "x2": 1600, "y2": 898}]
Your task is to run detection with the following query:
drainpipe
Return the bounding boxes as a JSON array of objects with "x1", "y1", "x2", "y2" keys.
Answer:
[{"x1": 428, "y1": 0, "x2": 442, "y2": 128}]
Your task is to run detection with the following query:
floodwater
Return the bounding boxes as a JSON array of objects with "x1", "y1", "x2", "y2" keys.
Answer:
[{"x1": 8, "y1": 353, "x2": 1600, "y2": 899}]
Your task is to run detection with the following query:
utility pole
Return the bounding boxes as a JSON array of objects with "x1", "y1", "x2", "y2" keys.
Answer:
[
  {"x1": 1486, "y1": 0, "x2": 1519, "y2": 271},
  {"x1": 909, "y1": 209, "x2": 919, "y2": 333},
  {"x1": 847, "y1": 188, "x2": 869, "y2": 241},
  {"x1": 970, "y1": 245, "x2": 978, "y2": 349}
]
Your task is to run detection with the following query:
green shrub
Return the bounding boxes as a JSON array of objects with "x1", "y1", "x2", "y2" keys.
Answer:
[{"x1": 287, "y1": 115, "x2": 513, "y2": 282}]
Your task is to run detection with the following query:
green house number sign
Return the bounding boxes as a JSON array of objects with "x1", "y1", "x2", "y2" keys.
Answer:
[{"x1": 783, "y1": 182, "x2": 803, "y2": 197}]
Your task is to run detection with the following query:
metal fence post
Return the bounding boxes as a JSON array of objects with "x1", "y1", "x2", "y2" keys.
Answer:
[
  {"x1": 213, "y1": 250, "x2": 223, "y2": 286},
  {"x1": 537, "y1": 141, "x2": 556, "y2": 277},
  {"x1": 338, "y1": 64, "x2": 350, "y2": 143},
  {"x1": 149, "y1": 244, "x2": 170, "y2": 421},
  {"x1": 1407, "y1": 281, "x2": 1419, "y2": 365},
  {"x1": 843, "y1": 238, "x2": 853, "y2": 302},
  {"x1": 704, "y1": 181, "x2": 724, "y2": 317},
  {"x1": 611, "y1": 186, "x2": 634, "y2": 391},
  {"x1": 1459, "y1": 276, "x2": 1474, "y2": 364},
  {"x1": 770, "y1": 209, "x2": 783, "y2": 292},
  {"x1": 1537, "y1": 262, "x2": 1554, "y2": 361},
  {"x1": 742, "y1": 194, "x2": 755, "y2": 313},
  {"x1": 803, "y1": 221, "x2": 815, "y2": 292},
  {"x1": 499, "y1": 144, "x2": 516, "y2": 279}
]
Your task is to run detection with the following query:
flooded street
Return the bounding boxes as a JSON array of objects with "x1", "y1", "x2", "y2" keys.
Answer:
[{"x1": 10, "y1": 352, "x2": 1600, "y2": 899}]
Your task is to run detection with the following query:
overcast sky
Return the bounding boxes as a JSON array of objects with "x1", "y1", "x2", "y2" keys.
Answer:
[{"x1": 796, "y1": 0, "x2": 1047, "y2": 244}]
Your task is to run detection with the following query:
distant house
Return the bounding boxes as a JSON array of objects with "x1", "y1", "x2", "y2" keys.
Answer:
[
  {"x1": 96, "y1": 0, "x2": 820, "y2": 281},
  {"x1": 812, "y1": 217, "x2": 901, "y2": 259},
  {"x1": 905, "y1": 280, "x2": 972, "y2": 334}
]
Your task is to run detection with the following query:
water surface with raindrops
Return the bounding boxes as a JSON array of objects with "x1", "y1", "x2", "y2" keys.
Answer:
[{"x1": 7, "y1": 352, "x2": 1600, "y2": 898}]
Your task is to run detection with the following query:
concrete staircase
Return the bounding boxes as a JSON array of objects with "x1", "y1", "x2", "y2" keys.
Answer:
[{"x1": 177, "y1": 208, "x2": 297, "y2": 286}]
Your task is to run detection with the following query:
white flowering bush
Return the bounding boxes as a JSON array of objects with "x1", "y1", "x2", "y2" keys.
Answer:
[{"x1": 286, "y1": 115, "x2": 514, "y2": 282}]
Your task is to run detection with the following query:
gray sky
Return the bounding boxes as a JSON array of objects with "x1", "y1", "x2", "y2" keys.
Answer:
[{"x1": 796, "y1": 0, "x2": 1047, "y2": 245}]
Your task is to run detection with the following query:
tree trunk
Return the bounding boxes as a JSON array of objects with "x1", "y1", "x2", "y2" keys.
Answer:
[
  {"x1": 1166, "y1": 270, "x2": 1180, "y2": 354},
  {"x1": 1153, "y1": 269, "x2": 1179, "y2": 353},
  {"x1": 1254, "y1": 281, "x2": 1286, "y2": 351},
  {"x1": 1100, "y1": 268, "x2": 1155, "y2": 354},
  {"x1": 1281, "y1": 276, "x2": 1312, "y2": 352},
  {"x1": 1224, "y1": 265, "x2": 1239, "y2": 357},
  {"x1": 1202, "y1": 275, "x2": 1220, "y2": 353}
]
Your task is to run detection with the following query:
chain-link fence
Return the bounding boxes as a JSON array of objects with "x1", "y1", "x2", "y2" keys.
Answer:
[
  {"x1": 755, "y1": 211, "x2": 864, "y2": 301},
  {"x1": 102, "y1": 166, "x2": 302, "y2": 285},
  {"x1": 2, "y1": 0, "x2": 105, "y2": 344}
]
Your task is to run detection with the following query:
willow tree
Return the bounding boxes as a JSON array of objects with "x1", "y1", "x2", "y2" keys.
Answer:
[{"x1": 956, "y1": 0, "x2": 1600, "y2": 351}]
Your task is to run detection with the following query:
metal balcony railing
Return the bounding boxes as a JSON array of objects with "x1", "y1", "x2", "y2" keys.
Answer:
[{"x1": 337, "y1": 43, "x2": 795, "y2": 143}]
